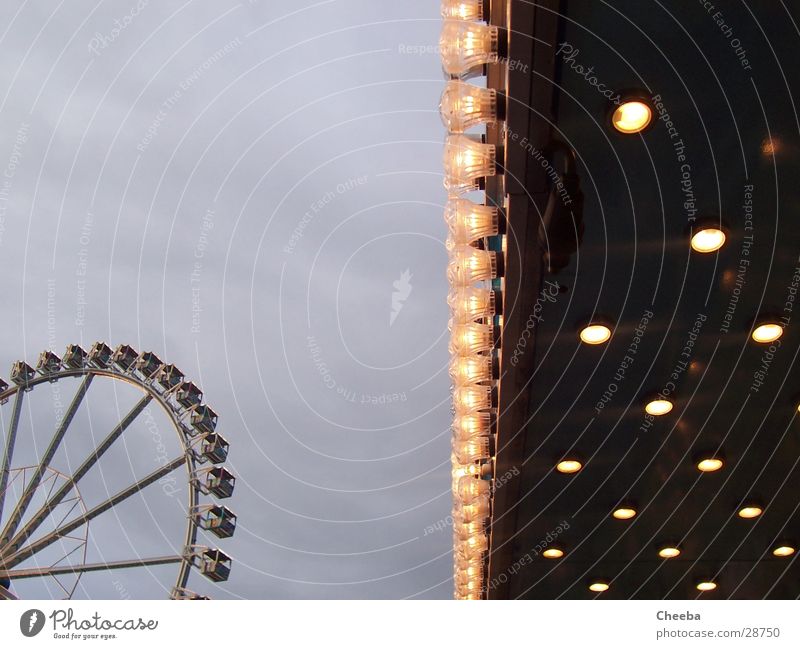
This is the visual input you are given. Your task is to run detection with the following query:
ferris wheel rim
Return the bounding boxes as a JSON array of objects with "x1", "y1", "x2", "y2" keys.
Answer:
[{"x1": 0, "y1": 345, "x2": 234, "y2": 600}]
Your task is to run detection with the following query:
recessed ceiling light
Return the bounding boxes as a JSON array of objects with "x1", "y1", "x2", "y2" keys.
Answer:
[
  {"x1": 658, "y1": 546, "x2": 681, "y2": 559},
  {"x1": 589, "y1": 581, "x2": 609, "y2": 592},
  {"x1": 612, "y1": 507, "x2": 637, "y2": 520},
  {"x1": 738, "y1": 505, "x2": 763, "y2": 519},
  {"x1": 556, "y1": 459, "x2": 582, "y2": 474},
  {"x1": 611, "y1": 100, "x2": 652, "y2": 134},
  {"x1": 696, "y1": 580, "x2": 717, "y2": 592},
  {"x1": 579, "y1": 324, "x2": 612, "y2": 345},
  {"x1": 751, "y1": 322, "x2": 783, "y2": 344},
  {"x1": 645, "y1": 398, "x2": 673, "y2": 416},
  {"x1": 691, "y1": 228, "x2": 726, "y2": 253},
  {"x1": 697, "y1": 457, "x2": 724, "y2": 473},
  {"x1": 542, "y1": 548, "x2": 564, "y2": 559},
  {"x1": 772, "y1": 545, "x2": 796, "y2": 557}
]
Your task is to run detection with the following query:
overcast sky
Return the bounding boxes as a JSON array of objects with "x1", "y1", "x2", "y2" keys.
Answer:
[{"x1": 0, "y1": 0, "x2": 452, "y2": 599}]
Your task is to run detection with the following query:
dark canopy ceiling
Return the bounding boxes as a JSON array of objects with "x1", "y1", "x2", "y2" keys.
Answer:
[{"x1": 490, "y1": 0, "x2": 800, "y2": 599}]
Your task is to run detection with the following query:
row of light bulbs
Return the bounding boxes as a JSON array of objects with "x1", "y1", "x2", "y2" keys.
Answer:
[
  {"x1": 438, "y1": 0, "x2": 785, "y2": 599},
  {"x1": 439, "y1": 0, "x2": 504, "y2": 601}
]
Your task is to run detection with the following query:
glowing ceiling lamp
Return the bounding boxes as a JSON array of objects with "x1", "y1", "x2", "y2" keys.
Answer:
[
  {"x1": 612, "y1": 506, "x2": 637, "y2": 520},
  {"x1": 439, "y1": 19, "x2": 499, "y2": 78},
  {"x1": 556, "y1": 459, "x2": 582, "y2": 474},
  {"x1": 696, "y1": 457, "x2": 724, "y2": 473},
  {"x1": 440, "y1": 80, "x2": 499, "y2": 133},
  {"x1": 611, "y1": 99, "x2": 652, "y2": 134},
  {"x1": 645, "y1": 397, "x2": 673, "y2": 416},
  {"x1": 691, "y1": 227, "x2": 726, "y2": 253},
  {"x1": 773, "y1": 545, "x2": 796, "y2": 557},
  {"x1": 445, "y1": 197, "x2": 500, "y2": 244},
  {"x1": 751, "y1": 320, "x2": 783, "y2": 344},
  {"x1": 443, "y1": 134, "x2": 497, "y2": 194},
  {"x1": 579, "y1": 323, "x2": 612, "y2": 345},
  {"x1": 658, "y1": 546, "x2": 681, "y2": 559}
]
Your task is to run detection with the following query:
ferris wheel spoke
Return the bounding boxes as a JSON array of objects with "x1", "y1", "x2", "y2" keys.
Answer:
[
  {"x1": 0, "y1": 374, "x2": 94, "y2": 546},
  {"x1": 1, "y1": 555, "x2": 183, "y2": 580},
  {"x1": 0, "y1": 583, "x2": 17, "y2": 600},
  {"x1": 0, "y1": 394, "x2": 153, "y2": 557},
  {"x1": 2, "y1": 454, "x2": 187, "y2": 569},
  {"x1": 0, "y1": 391, "x2": 25, "y2": 525}
]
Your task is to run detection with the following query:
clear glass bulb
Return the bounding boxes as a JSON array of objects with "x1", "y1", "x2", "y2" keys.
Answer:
[
  {"x1": 440, "y1": 0, "x2": 484, "y2": 20},
  {"x1": 457, "y1": 475, "x2": 491, "y2": 502},
  {"x1": 453, "y1": 384, "x2": 492, "y2": 414},
  {"x1": 444, "y1": 197, "x2": 499, "y2": 244},
  {"x1": 449, "y1": 353, "x2": 493, "y2": 385},
  {"x1": 440, "y1": 20, "x2": 499, "y2": 77},
  {"x1": 455, "y1": 531, "x2": 488, "y2": 559},
  {"x1": 454, "y1": 497, "x2": 490, "y2": 523},
  {"x1": 443, "y1": 134, "x2": 496, "y2": 194},
  {"x1": 447, "y1": 245, "x2": 497, "y2": 286},
  {"x1": 454, "y1": 518, "x2": 485, "y2": 541},
  {"x1": 453, "y1": 411, "x2": 492, "y2": 440},
  {"x1": 440, "y1": 81, "x2": 497, "y2": 132},
  {"x1": 448, "y1": 285, "x2": 495, "y2": 323},
  {"x1": 453, "y1": 437, "x2": 491, "y2": 464},
  {"x1": 449, "y1": 321, "x2": 494, "y2": 356}
]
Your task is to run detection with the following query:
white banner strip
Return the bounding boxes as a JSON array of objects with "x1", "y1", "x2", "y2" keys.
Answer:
[{"x1": 1, "y1": 600, "x2": 799, "y2": 647}]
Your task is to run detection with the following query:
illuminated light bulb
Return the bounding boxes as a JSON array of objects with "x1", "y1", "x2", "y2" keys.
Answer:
[
  {"x1": 444, "y1": 197, "x2": 499, "y2": 244},
  {"x1": 738, "y1": 505, "x2": 762, "y2": 519},
  {"x1": 645, "y1": 398, "x2": 673, "y2": 416},
  {"x1": 542, "y1": 547, "x2": 564, "y2": 559},
  {"x1": 751, "y1": 322, "x2": 783, "y2": 344},
  {"x1": 773, "y1": 545, "x2": 796, "y2": 557},
  {"x1": 443, "y1": 134, "x2": 497, "y2": 194},
  {"x1": 454, "y1": 496, "x2": 490, "y2": 523},
  {"x1": 611, "y1": 100, "x2": 652, "y2": 134},
  {"x1": 440, "y1": 80, "x2": 497, "y2": 133},
  {"x1": 448, "y1": 286, "x2": 496, "y2": 323},
  {"x1": 453, "y1": 412, "x2": 492, "y2": 440},
  {"x1": 439, "y1": 20, "x2": 499, "y2": 78},
  {"x1": 455, "y1": 560, "x2": 483, "y2": 581},
  {"x1": 449, "y1": 353, "x2": 493, "y2": 385},
  {"x1": 453, "y1": 384, "x2": 492, "y2": 413},
  {"x1": 457, "y1": 475, "x2": 491, "y2": 502},
  {"x1": 456, "y1": 532, "x2": 489, "y2": 559},
  {"x1": 691, "y1": 228, "x2": 726, "y2": 253},
  {"x1": 579, "y1": 324, "x2": 611, "y2": 345},
  {"x1": 612, "y1": 507, "x2": 637, "y2": 520},
  {"x1": 658, "y1": 546, "x2": 681, "y2": 559},
  {"x1": 453, "y1": 437, "x2": 491, "y2": 464},
  {"x1": 556, "y1": 459, "x2": 582, "y2": 474},
  {"x1": 449, "y1": 321, "x2": 494, "y2": 356},
  {"x1": 697, "y1": 457, "x2": 724, "y2": 473},
  {"x1": 454, "y1": 519, "x2": 485, "y2": 541},
  {"x1": 696, "y1": 580, "x2": 717, "y2": 592},
  {"x1": 589, "y1": 581, "x2": 609, "y2": 593},
  {"x1": 440, "y1": 0, "x2": 484, "y2": 21},
  {"x1": 447, "y1": 245, "x2": 497, "y2": 286}
]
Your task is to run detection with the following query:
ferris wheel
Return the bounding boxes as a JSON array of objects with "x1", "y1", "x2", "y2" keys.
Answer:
[{"x1": 0, "y1": 342, "x2": 236, "y2": 600}]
